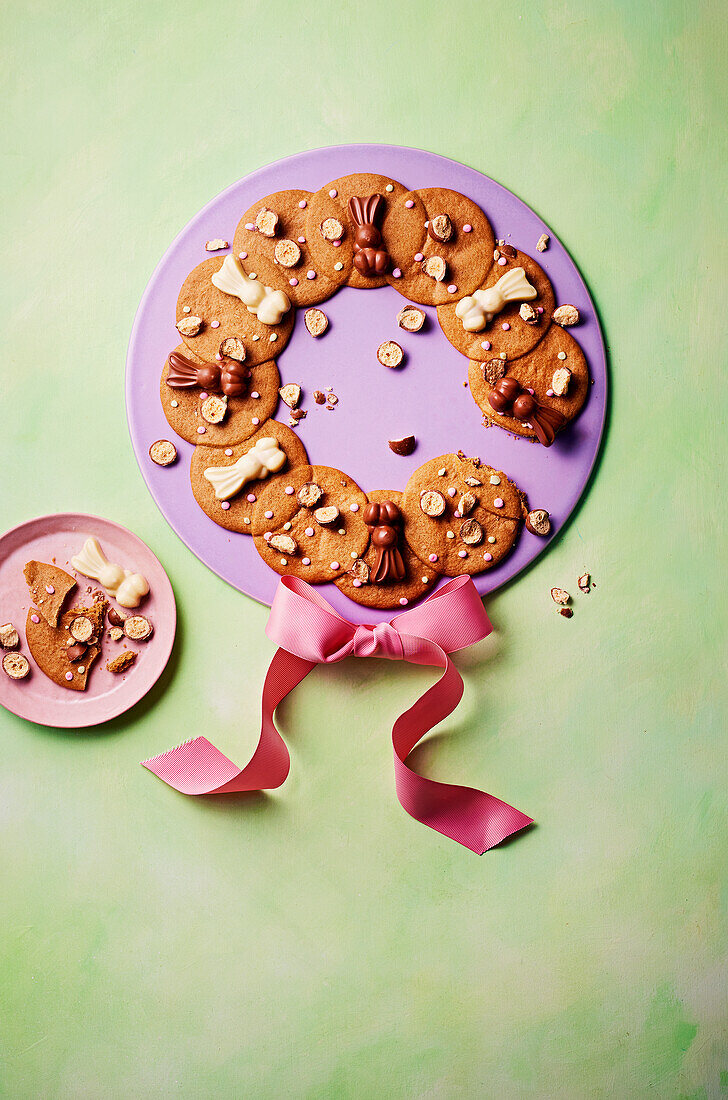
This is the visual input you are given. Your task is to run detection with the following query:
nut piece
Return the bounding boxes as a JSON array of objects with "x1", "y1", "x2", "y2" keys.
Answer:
[
  {"x1": 314, "y1": 505, "x2": 340, "y2": 527},
  {"x1": 279, "y1": 383, "x2": 302, "y2": 409},
  {"x1": 319, "y1": 217, "x2": 344, "y2": 241},
  {"x1": 419, "y1": 490, "x2": 447, "y2": 518},
  {"x1": 274, "y1": 239, "x2": 301, "y2": 268},
  {"x1": 551, "y1": 367, "x2": 572, "y2": 397},
  {"x1": 519, "y1": 302, "x2": 539, "y2": 325},
  {"x1": 3, "y1": 651, "x2": 30, "y2": 679},
  {"x1": 65, "y1": 642, "x2": 87, "y2": 662},
  {"x1": 559, "y1": 607, "x2": 574, "y2": 618},
  {"x1": 536, "y1": 233, "x2": 549, "y2": 253},
  {"x1": 70, "y1": 615, "x2": 94, "y2": 643},
  {"x1": 107, "y1": 607, "x2": 125, "y2": 627},
  {"x1": 175, "y1": 314, "x2": 203, "y2": 337},
  {"x1": 313, "y1": 390, "x2": 326, "y2": 404},
  {"x1": 421, "y1": 255, "x2": 447, "y2": 282},
  {"x1": 107, "y1": 651, "x2": 137, "y2": 674},
  {"x1": 459, "y1": 518, "x2": 484, "y2": 546},
  {"x1": 377, "y1": 341, "x2": 404, "y2": 368},
  {"x1": 304, "y1": 308, "x2": 328, "y2": 337},
  {"x1": 526, "y1": 509, "x2": 551, "y2": 536},
  {"x1": 397, "y1": 306, "x2": 426, "y2": 332},
  {"x1": 219, "y1": 336, "x2": 246, "y2": 362},
  {"x1": 458, "y1": 492, "x2": 477, "y2": 516},
  {"x1": 124, "y1": 615, "x2": 153, "y2": 642},
  {"x1": 201, "y1": 395, "x2": 228, "y2": 424},
  {"x1": 349, "y1": 559, "x2": 370, "y2": 584},
  {"x1": 255, "y1": 207, "x2": 278, "y2": 237},
  {"x1": 552, "y1": 304, "x2": 580, "y2": 327},
  {"x1": 428, "y1": 214, "x2": 453, "y2": 243},
  {"x1": 205, "y1": 238, "x2": 228, "y2": 251},
  {"x1": 483, "y1": 359, "x2": 506, "y2": 386},
  {"x1": 0, "y1": 623, "x2": 19, "y2": 649},
  {"x1": 149, "y1": 440, "x2": 177, "y2": 467},
  {"x1": 550, "y1": 587, "x2": 571, "y2": 606},
  {"x1": 578, "y1": 572, "x2": 591, "y2": 593},
  {"x1": 268, "y1": 534, "x2": 298, "y2": 554},
  {"x1": 297, "y1": 482, "x2": 324, "y2": 508},
  {"x1": 389, "y1": 435, "x2": 416, "y2": 456},
  {"x1": 108, "y1": 626, "x2": 124, "y2": 642}
]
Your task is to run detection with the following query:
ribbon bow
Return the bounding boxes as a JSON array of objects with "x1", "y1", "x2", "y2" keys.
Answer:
[{"x1": 142, "y1": 576, "x2": 532, "y2": 854}]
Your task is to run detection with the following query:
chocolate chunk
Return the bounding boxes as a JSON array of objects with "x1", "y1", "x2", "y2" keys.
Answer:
[
  {"x1": 3, "y1": 652, "x2": 29, "y2": 679},
  {"x1": 123, "y1": 615, "x2": 153, "y2": 642},
  {"x1": 459, "y1": 519, "x2": 484, "y2": 546},
  {"x1": 559, "y1": 607, "x2": 574, "y2": 618},
  {"x1": 397, "y1": 306, "x2": 425, "y2": 332},
  {"x1": 377, "y1": 341, "x2": 404, "y2": 368},
  {"x1": 149, "y1": 440, "x2": 177, "y2": 466},
  {"x1": 66, "y1": 642, "x2": 87, "y2": 662},
  {"x1": 297, "y1": 482, "x2": 323, "y2": 508},
  {"x1": 388, "y1": 435, "x2": 416, "y2": 456},
  {"x1": 313, "y1": 390, "x2": 326, "y2": 404},
  {"x1": 289, "y1": 408, "x2": 307, "y2": 422},
  {"x1": 419, "y1": 490, "x2": 446, "y2": 517},
  {"x1": 519, "y1": 302, "x2": 539, "y2": 325},
  {"x1": 107, "y1": 607, "x2": 125, "y2": 627},
  {"x1": 526, "y1": 509, "x2": 551, "y2": 536},
  {"x1": 578, "y1": 572, "x2": 591, "y2": 593},
  {"x1": 107, "y1": 651, "x2": 137, "y2": 673},
  {"x1": 500, "y1": 243, "x2": 517, "y2": 259},
  {"x1": 428, "y1": 214, "x2": 453, "y2": 243},
  {"x1": 313, "y1": 505, "x2": 340, "y2": 527},
  {"x1": 458, "y1": 492, "x2": 477, "y2": 516},
  {"x1": 268, "y1": 534, "x2": 298, "y2": 554}
]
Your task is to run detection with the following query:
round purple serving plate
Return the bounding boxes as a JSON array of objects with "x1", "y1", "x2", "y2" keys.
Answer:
[
  {"x1": 127, "y1": 144, "x2": 606, "y2": 624},
  {"x1": 0, "y1": 514, "x2": 175, "y2": 728}
]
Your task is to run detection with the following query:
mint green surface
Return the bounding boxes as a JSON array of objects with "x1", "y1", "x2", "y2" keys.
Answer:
[{"x1": 1, "y1": 2, "x2": 726, "y2": 1097}]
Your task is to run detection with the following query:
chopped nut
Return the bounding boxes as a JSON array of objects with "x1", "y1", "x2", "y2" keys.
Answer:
[
  {"x1": 107, "y1": 607, "x2": 125, "y2": 627},
  {"x1": 124, "y1": 615, "x2": 153, "y2": 642},
  {"x1": 175, "y1": 314, "x2": 203, "y2": 337},
  {"x1": 551, "y1": 367, "x2": 571, "y2": 397},
  {"x1": 108, "y1": 626, "x2": 124, "y2": 642},
  {"x1": 297, "y1": 482, "x2": 324, "y2": 508},
  {"x1": 279, "y1": 383, "x2": 302, "y2": 409},
  {"x1": 428, "y1": 214, "x2": 453, "y2": 243},
  {"x1": 219, "y1": 336, "x2": 246, "y2": 362},
  {"x1": 526, "y1": 509, "x2": 551, "y2": 536},
  {"x1": 388, "y1": 435, "x2": 416, "y2": 456},
  {"x1": 349, "y1": 559, "x2": 370, "y2": 584},
  {"x1": 552, "y1": 304, "x2": 580, "y2": 327},
  {"x1": 274, "y1": 239, "x2": 301, "y2": 268},
  {"x1": 205, "y1": 238, "x2": 228, "y2": 251},
  {"x1": 269, "y1": 534, "x2": 297, "y2": 554},
  {"x1": 201, "y1": 395, "x2": 228, "y2": 424},
  {"x1": 313, "y1": 390, "x2": 326, "y2": 404},
  {"x1": 149, "y1": 440, "x2": 177, "y2": 467},
  {"x1": 304, "y1": 308, "x2": 328, "y2": 337},
  {"x1": 483, "y1": 359, "x2": 506, "y2": 386},
  {"x1": 421, "y1": 255, "x2": 447, "y2": 282},
  {"x1": 397, "y1": 306, "x2": 426, "y2": 332},
  {"x1": 107, "y1": 651, "x2": 137, "y2": 673},
  {"x1": 314, "y1": 505, "x2": 340, "y2": 527},
  {"x1": 70, "y1": 615, "x2": 94, "y2": 643},
  {"x1": 550, "y1": 587, "x2": 571, "y2": 606},
  {"x1": 255, "y1": 207, "x2": 278, "y2": 236},
  {"x1": 377, "y1": 341, "x2": 404, "y2": 368},
  {"x1": 578, "y1": 572, "x2": 591, "y2": 593},
  {"x1": 464, "y1": 476, "x2": 482, "y2": 487},
  {"x1": 559, "y1": 607, "x2": 574, "y2": 618},
  {"x1": 458, "y1": 492, "x2": 477, "y2": 515},
  {"x1": 536, "y1": 233, "x2": 549, "y2": 252},
  {"x1": 65, "y1": 642, "x2": 87, "y2": 662},
  {"x1": 319, "y1": 217, "x2": 344, "y2": 241},
  {"x1": 0, "y1": 623, "x2": 19, "y2": 649},
  {"x1": 459, "y1": 518, "x2": 484, "y2": 546},
  {"x1": 419, "y1": 490, "x2": 446, "y2": 517},
  {"x1": 3, "y1": 651, "x2": 29, "y2": 679},
  {"x1": 519, "y1": 302, "x2": 539, "y2": 325}
]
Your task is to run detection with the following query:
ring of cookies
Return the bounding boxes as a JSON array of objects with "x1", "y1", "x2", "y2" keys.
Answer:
[{"x1": 154, "y1": 172, "x2": 590, "y2": 610}]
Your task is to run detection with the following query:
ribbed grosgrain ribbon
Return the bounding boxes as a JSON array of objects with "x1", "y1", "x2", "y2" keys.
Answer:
[{"x1": 142, "y1": 576, "x2": 533, "y2": 853}]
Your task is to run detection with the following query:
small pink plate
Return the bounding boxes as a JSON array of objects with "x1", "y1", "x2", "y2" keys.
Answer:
[{"x1": 0, "y1": 513, "x2": 175, "y2": 728}]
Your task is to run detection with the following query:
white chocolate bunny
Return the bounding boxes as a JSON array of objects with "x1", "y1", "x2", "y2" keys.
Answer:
[
  {"x1": 203, "y1": 437, "x2": 287, "y2": 501},
  {"x1": 455, "y1": 267, "x2": 537, "y2": 332},
  {"x1": 211, "y1": 255, "x2": 291, "y2": 325},
  {"x1": 71, "y1": 538, "x2": 150, "y2": 608}
]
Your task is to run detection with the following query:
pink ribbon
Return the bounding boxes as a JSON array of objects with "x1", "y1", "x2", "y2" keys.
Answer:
[{"x1": 142, "y1": 576, "x2": 532, "y2": 853}]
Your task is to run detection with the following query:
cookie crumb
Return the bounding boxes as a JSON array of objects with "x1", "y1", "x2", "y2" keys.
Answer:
[
  {"x1": 389, "y1": 435, "x2": 416, "y2": 456},
  {"x1": 107, "y1": 650, "x2": 137, "y2": 673},
  {"x1": 320, "y1": 217, "x2": 344, "y2": 242},
  {"x1": 108, "y1": 626, "x2": 124, "y2": 642},
  {"x1": 304, "y1": 308, "x2": 328, "y2": 337},
  {"x1": 419, "y1": 490, "x2": 446, "y2": 517},
  {"x1": 289, "y1": 408, "x2": 307, "y2": 422},
  {"x1": 313, "y1": 390, "x2": 326, "y2": 404},
  {"x1": 3, "y1": 652, "x2": 29, "y2": 679},
  {"x1": 124, "y1": 615, "x2": 153, "y2": 642},
  {"x1": 578, "y1": 572, "x2": 591, "y2": 593},
  {"x1": 421, "y1": 255, "x2": 447, "y2": 282},
  {"x1": 551, "y1": 367, "x2": 571, "y2": 397},
  {"x1": 255, "y1": 207, "x2": 278, "y2": 236},
  {"x1": 219, "y1": 336, "x2": 246, "y2": 361},
  {"x1": 428, "y1": 214, "x2": 454, "y2": 243},
  {"x1": 397, "y1": 306, "x2": 426, "y2": 332},
  {"x1": 519, "y1": 302, "x2": 539, "y2": 325},
  {"x1": 377, "y1": 341, "x2": 404, "y2": 368},
  {"x1": 201, "y1": 395, "x2": 228, "y2": 424},
  {"x1": 176, "y1": 315, "x2": 203, "y2": 337},
  {"x1": 550, "y1": 587, "x2": 571, "y2": 606},
  {"x1": 279, "y1": 383, "x2": 302, "y2": 409},
  {"x1": 559, "y1": 607, "x2": 574, "y2": 618},
  {"x1": 149, "y1": 440, "x2": 177, "y2": 467},
  {"x1": 526, "y1": 509, "x2": 551, "y2": 536},
  {"x1": 536, "y1": 233, "x2": 549, "y2": 252},
  {"x1": 0, "y1": 623, "x2": 19, "y2": 650},
  {"x1": 274, "y1": 239, "x2": 301, "y2": 268},
  {"x1": 205, "y1": 238, "x2": 228, "y2": 252},
  {"x1": 552, "y1": 304, "x2": 580, "y2": 327}
]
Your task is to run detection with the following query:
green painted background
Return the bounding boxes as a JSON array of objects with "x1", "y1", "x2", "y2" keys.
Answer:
[{"x1": 1, "y1": 1, "x2": 726, "y2": 1096}]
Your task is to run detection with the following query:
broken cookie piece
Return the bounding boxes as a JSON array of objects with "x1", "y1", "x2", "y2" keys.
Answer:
[
  {"x1": 123, "y1": 615, "x2": 153, "y2": 642},
  {"x1": 388, "y1": 436, "x2": 416, "y2": 456},
  {"x1": 149, "y1": 440, "x2": 178, "y2": 466},
  {"x1": 107, "y1": 651, "x2": 137, "y2": 674},
  {"x1": 3, "y1": 652, "x2": 29, "y2": 680},
  {"x1": 0, "y1": 623, "x2": 19, "y2": 650},
  {"x1": 377, "y1": 341, "x2": 404, "y2": 368}
]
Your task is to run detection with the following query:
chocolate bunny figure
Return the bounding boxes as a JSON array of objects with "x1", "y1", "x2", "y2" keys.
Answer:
[
  {"x1": 364, "y1": 500, "x2": 406, "y2": 583},
  {"x1": 167, "y1": 350, "x2": 250, "y2": 398},
  {"x1": 348, "y1": 194, "x2": 390, "y2": 277},
  {"x1": 488, "y1": 375, "x2": 566, "y2": 447}
]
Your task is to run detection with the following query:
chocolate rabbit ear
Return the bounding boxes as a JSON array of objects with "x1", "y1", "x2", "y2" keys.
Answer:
[
  {"x1": 348, "y1": 196, "x2": 366, "y2": 226},
  {"x1": 531, "y1": 404, "x2": 567, "y2": 447},
  {"x1": 363, "y1": 194, "x2": 384, "y2": 225}
]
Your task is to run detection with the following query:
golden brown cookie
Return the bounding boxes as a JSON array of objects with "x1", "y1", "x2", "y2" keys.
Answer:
[
  {"x1": 468, "y1": 326, "x2": 589, "y2": 440},
  {"x1": 386, "y1": 187, "x2": 495, "y2": 306},
  {"x1": 190, "y1": 420, "x2": 309, "y2": 534},
  {"x1": 437, "y1": 248, "x2": 554, "y2": 362},
  {"x1": 251, "y1": 465, "x2": 369, "y2": 581},
  {"x1": 23, "y1": 561, "x2": 76, "y2": 626},
  {"x1": 402, "y1": 454, "x2": 527, "y2": 577},
  {"x1": 160, "y1": 344, "x2": 281, "y2": 447},
  {"x1": 334, "y1": 491, "x2": 437, "y2": 609},
  {"x1": 232, "y1": 189, "x2": 345, "y2": 307},
  {"x1": 304, "y1": 173, "x2": 409, "y2": 289},
  {"x1": 176, "y1": 256, "x2": 295, "y2": 364},
  {"x1": 25, "y1": 596, "x2": 106, "y2": 691}
]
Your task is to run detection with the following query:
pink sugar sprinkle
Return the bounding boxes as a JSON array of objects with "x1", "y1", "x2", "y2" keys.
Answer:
[
  {"x1": 349, "y1": 503, "x2": 359, "y2": 512},
  {"x1": 247, "y1": 494, "x2": 256, "y2": 502},
  {"x1": 245, "y1": 222, "x2": 255, "y2": 231},
  {"x1": 45, "y1": 584, "x2": 55, "y2": 594},
  {"x1": 329, "y1": 189, "x2": 337, "y2": 198},
  {"x1": 498, "y1": 256, "x2": 507, "y2": 266},
  {"x1": 481, "y1": 340, "x2": 491, "y2": 351},
  {"x1": 289, "y1": 278, "x2": 298, "y2": 286},
  {"x1": 458, "y1": 550, "x2": 467, "y2": 558},
  {"x1": 429, "y1": 553, "x2": 438, "y2": 563},
  {"x1": 414, "y1": 252, "x2": 424, "y2": 262},
  {"x1": 447, "y1": 487, "x2": 457, "y2": 497},
  {"x1": 494, "y1": 497, "x2": 504, "y2": 508},
  {"x1": 305, "y1": 527, "x2": 314, "y2": 537},
  {"x1": 447, "y1": 284, "x2": 457, "y2": 294},
  {"x1": 502, "y1": 322, "x2": 510, "y2": 331},
  {"x1": 31, "y1": 613, "x2": 40, "y2": 623},
  {"x1": 298, "y1": 199, "x2": 307, "y2": 208},
  {"x1": 330, "y1": 561, "x2": 340, "y2": 571},
  {"x1": 65, "y1": 671, "x2": 73, "y2": 681},
  {"x1": 307, "y1": 270, "x2": 316, "y2": 280},
  {"x1": 200, "y1": 392, "x2": 208, "y2": 400},
  {"x1": 352, "y1": 579, "x2": 362, "y2": 588},
  {"x1": 484, "y1": 553, "x2": 493, "y2": 562},
  {"x1": 546, "y1": 389, "x2": 554, "y2": 397},
  {"x1": 225, "y1": 448, "x2": 233, "y2": 456},
  {"x1": 527, "y1": 387, "x2": 534, "y2": 395},
  {"x1": 238, "y1": 251, "x2": 248, "y2": 259},
  {"x1": 392, "y1": 267, "x2": 402, "y2": 278},
  {"x1": 197, "y1": 426, "x2": 206, "y2": 434},
  {"x1": 298, "y1": 236, "x2": 306, "y2": 243},
  {"x1": 463, "y1": 223, "x2": 472, "y2": 233},
  {"x1": 454, "y1": 510, "x2": 461, "y2": 519},
  {"x1": 399, "y1": 598, "x2": 408, "y2": 606},
  {"x1": 252, "y1": 417, "x2": 260, "y2": 425},
  {"x1": 285, "y1": 486, "x2": 294, "y2": 495},
  {"x1": 405, "y1": 199, "x2": 414, "y2": 208},
  {"x1": 264, "y1": 510, "x2": 273, "y2": 519},
  {"x1": 251, "y1": 391, "x2": 260, "y2": 399},
  {"x1": 537, "y1": 306, "x2": 544, "y2": 313},
  {"x1": 221, "y1": 501, "x2": 230, "y2": 510},
  {"x1": 211, "y1": 320, "x2": 220, "y2": 328},
  {"x1": 302, "y1": 557, "x2": 311, "y2": 566},
  {"x1": 332, "y1": 239, "x2": 341, "y2": 247},
  {"x1": 264, "y1": 532, "x2": 272, "y2": 541}
]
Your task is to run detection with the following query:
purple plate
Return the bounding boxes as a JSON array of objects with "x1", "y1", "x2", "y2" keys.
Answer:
[
  {"x1": 0, "y1": 513, "x2": 176, "y2": 727},
  {"x1": 126, "y1": 144, "x2": 606, "y2": 624}
]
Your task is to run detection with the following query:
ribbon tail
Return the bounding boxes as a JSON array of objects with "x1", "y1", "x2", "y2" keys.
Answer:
[
  {"x1": 393, "y1": 640, "x2": 533, "y2": 854},
  {"x1": 141, "y1": 648, "x2": 315, "y2": 795}
]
